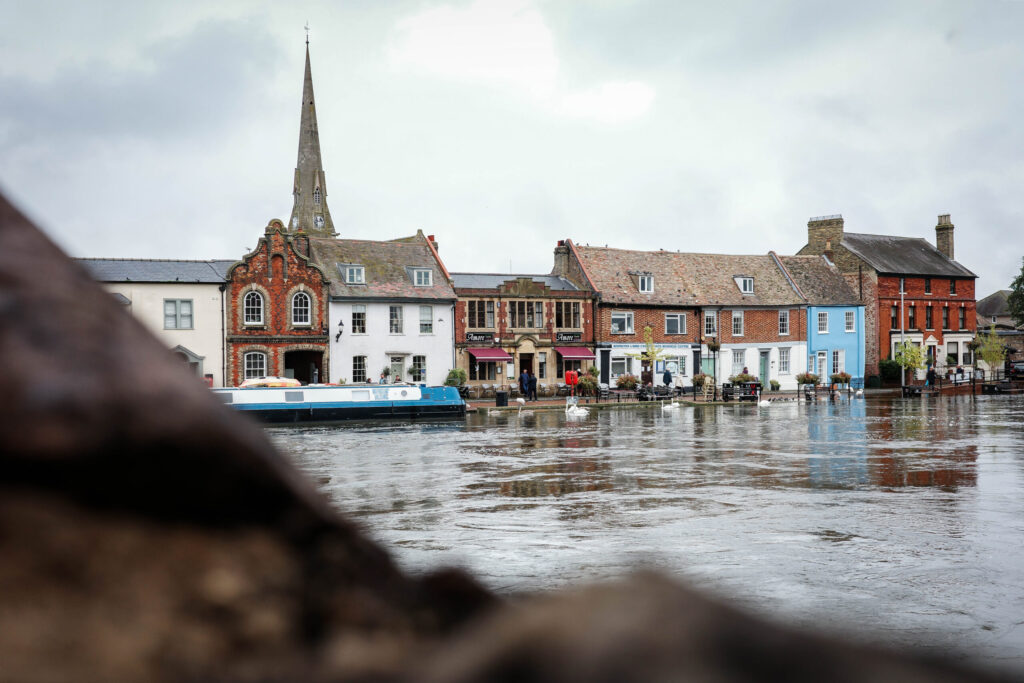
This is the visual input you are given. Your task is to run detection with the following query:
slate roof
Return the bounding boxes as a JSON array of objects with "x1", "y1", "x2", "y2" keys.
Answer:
[
  {"x1": 775, "y1": 255, "x2": 860, "y2": 306},
  {"x1": 841, "y1": 233, "x2": 976, "y2": 278},
  {"x1": 78, "y1": 258, "x2": 234, "y2": 283},
  {"x1": 309, "y1": 236, "x2": 456, "y2": 301},
  {"x1": 450, "y1": 273, "x2": 579, "y2": 291},
  {"x1": 572, "y1": 246, "x2": 801, "y2": 307},
  {"x1": 976, "y1": 290, "x2": 1011, "y2": 318}
]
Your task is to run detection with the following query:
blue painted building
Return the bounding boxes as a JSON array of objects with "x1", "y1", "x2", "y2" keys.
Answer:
[{"x1": 776, "y1": 254, "x2": 866, "y2": 387}]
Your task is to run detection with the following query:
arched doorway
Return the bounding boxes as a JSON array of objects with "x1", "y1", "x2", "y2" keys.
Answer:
[{"x1": 284, "y1": 350, "x2": 323, "y2": 384}]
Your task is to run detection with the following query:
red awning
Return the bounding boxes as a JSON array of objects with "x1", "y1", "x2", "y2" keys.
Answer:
[
  {"x1": 467, "y1": 347, "x2": 513, "y2": 361},
  {"x1": 555, "y1": 346, "x2": 596, "y2": 360}
]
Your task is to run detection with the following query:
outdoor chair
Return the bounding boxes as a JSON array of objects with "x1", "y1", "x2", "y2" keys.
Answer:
[{"x1": 598, "y1": 383, "x2": 610, "y2": 399}]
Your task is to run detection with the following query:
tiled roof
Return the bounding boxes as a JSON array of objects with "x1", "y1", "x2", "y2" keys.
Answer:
[
  {"x1": 841, "y1": 233, "x2": 976, "y2": 278},
  {"x1": 450, "y1": 273, "x2": 579, "y2": 291},
  {"x1": 976, "y1": 290, "x2": 1011, "y2": 317},
  {"x1": 775, "y1": 255, "x2": 860, "y2": 306},
  {"x1": 309, "y1": 236, "x2": 456, "y2": 300},
  {"x1": 78, "y1": 258, "x2": 234, "y2": 283},
  {"x1": 573, "y1": 246, "x2": 802, "y2": 306}
]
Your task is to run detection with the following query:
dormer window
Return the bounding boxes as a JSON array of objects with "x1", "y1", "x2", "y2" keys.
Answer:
[
  {"x1": 413, "y1": 268, "x2": 432, "y2": 287},
  {"x1": 638, "y1": 274, "x2": 653, "y2": 293},
  {"x1": 735, "y1": 276, "x2": 754, "y2": 294},
  {"x1": 345, "y1": 265, "x2": 365, "y2": 284}
]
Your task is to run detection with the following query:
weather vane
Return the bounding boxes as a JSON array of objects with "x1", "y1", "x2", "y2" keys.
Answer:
[{"x1": 304, "y1": 22, "x2": 310, "y2": 44}]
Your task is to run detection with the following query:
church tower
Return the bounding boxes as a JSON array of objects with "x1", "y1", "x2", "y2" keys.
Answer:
[{"x1": 288, "y1": 41, "x2": 337, "y2": 237}]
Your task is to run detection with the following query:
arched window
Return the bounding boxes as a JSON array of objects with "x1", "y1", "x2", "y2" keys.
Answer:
[
  {"x1": 243, "y1": 291, "x2": 263, "y2": 325},
  {"x1": 313, "y1": 187, "x2": 322, "y2": 205},
  {"x1": 243, "y1": 351, "x2": 267, "y2": 379},
  {"x1": 292, "y1": 291, "x2": 311, "y2": 326}
]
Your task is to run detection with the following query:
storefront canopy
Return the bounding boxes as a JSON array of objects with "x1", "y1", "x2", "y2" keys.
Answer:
[
  {"x1": 555, "y1": 346, "x2": 596, "y2": 360},
  {"x1": 467, "y1": 347, "x2": 513, "y2": 361}
]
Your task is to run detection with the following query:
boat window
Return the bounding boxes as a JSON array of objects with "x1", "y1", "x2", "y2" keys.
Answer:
[{"x1": 285, "y1": 391, "x2": 304, "y2": 402}]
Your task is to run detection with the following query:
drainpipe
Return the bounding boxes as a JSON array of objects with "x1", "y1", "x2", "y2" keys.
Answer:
[
  {"x1": 900, "y1": 286, "x2": 905, "y2": 389},
  {"x1": 219, "y1": 283, "x2": 226, "y2": 388}
]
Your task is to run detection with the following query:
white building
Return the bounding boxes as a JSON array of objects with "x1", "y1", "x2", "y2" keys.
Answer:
[
  {"x1": 79, "y1": 259, "x2": 233, "y2": 386},
  {"x1": 310, "y1": 232, "x2": 456, "y2": 385}
]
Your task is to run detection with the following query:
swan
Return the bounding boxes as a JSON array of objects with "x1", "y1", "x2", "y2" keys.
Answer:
[
  {"x1": 758, "y1": 399, "x2": 771, "y2": 407},
  {"x1": 855, "y1": 389, "x2": 864, "y2": 397},
  {"x1": 662, "y1": 401, "x2": 680, "y2": 411},
  {"x1": 516, "y1": 397, "x2": 527, "y2": 415}
]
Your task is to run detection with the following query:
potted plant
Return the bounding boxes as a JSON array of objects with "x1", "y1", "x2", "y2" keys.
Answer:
[
  {"x1": 769, "y1": 379, "x2": 780, "y2": 392},
  {"x1": 795, "y1": 372, "x2": 820, "y2": 386},
  {"x1": 691, "y1": 373, "x2": 709, "y2": 388},
  {"x1": 407, "y1": 366, "x2": 424, "y2": 382},
  {"x1": 830, "y1": 371, "x2": 852, "y2": 388},
  {"x1": 615, "y1": 374, "x2": 639, "y2": 390},
  {"x1": 729, "y1": 373, "x2": 756, "y2": 384},
  {"x1": 444, "y1": 368, "x2": 467, "y2": 386}
]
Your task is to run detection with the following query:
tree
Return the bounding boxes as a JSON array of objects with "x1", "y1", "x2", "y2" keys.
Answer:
[
  {"x1": 627, "y1": 326, "x2": 669, "y2": 383},
  {"x1": 975, "y1": 325, "x2": 1007, "y2": 379},
  {"x1": 893, "y1": 341, "x2": 925, "y2": 384},
  {"x1": 1009, "y1": 256, "x2": 1024, "y2": 328}
]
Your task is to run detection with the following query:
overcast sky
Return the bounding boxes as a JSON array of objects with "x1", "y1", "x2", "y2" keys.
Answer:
[{"x1": 2, "y1": 0, "x2": 1022, "y2": 296}]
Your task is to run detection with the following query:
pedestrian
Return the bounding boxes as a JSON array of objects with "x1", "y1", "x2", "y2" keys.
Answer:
[
  {"x1": 926, "y1": 366, "x2": 936, "y2": 386},
  {"x1": 519, "y1": 368, "x2": 529, "y2": 397},
  {"x1": 663, "y1": 368, "x2": 672, "y2": 387},
  {"x1": 528, "y1": 370, "x2": 538, "y2": 401}
]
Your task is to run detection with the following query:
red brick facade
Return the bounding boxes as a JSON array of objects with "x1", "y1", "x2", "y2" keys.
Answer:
[
  {"x1": 453, "y1": 277, "x2": 595, "y2": 385},
  {"x1": 875, "y1": 275, "x2": 977, "y2": 367},
  {"x1": 594, "y1": 307, "x2": 699, "y2": 345},
  {"x1": 225, "y1": 221, "x2": 330, "y2": 386}
]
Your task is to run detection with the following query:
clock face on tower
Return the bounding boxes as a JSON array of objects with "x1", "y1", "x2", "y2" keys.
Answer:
[{"x1": 314, "y1": 215, "x2": 324, "y2": 228}]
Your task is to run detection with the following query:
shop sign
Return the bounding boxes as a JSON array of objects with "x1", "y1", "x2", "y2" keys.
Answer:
[
  {"x1": 466, "y1": 332, "x2": 492, "y2": 342},
  {"x1": 555, "y1": 332, "x2": 582, "y2": 342}
]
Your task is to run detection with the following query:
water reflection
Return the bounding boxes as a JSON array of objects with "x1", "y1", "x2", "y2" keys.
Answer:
[{"x1": 273, "y1": 396, "x2": 1024, "y2": 669}]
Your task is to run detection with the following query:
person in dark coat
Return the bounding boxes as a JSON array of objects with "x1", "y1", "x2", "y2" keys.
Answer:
[
  {"x1": 663, "y1": 368, "x2": 672, "y2": 387},
  {"x1": 528, "y1": 371, "x2": 538, "y2": 401},
  {"x1": 926, "y1": 366, "x2": 936, "y2": 386}
]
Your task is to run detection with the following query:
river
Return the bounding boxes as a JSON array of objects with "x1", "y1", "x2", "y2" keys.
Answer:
[{"x1": 270, "y1": 395, "x2": 1024, "y2": 670}]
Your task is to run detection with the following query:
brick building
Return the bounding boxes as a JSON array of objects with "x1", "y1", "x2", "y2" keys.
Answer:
[
  {"x1": 225, "y1": 223, "x2": 330, "y2": 386},
  {"x1": 555, "y1": 240, "x2": 811, "y2": 390},
  {"x1": 451, "y1": 270, "x2": 594, "y2": 393},
  {"x1": 797, "y1": 214, "x2": 977, "y2": 377}
]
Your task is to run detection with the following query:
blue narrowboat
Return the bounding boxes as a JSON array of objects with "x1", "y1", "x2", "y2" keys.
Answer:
[{"x1": 214, "y1": 384, "x2": 465, "y2": 423}]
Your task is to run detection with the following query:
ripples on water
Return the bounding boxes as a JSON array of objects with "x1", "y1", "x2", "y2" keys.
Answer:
[{"x1": 271, "y1": 395, "x2": 1024, "y2": 669}]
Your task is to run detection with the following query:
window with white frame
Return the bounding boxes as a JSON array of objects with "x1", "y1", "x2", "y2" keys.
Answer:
[
  {"x1": 778, "y1": 310, "x2": 789, "y2": 335},
  {"x1": 845, "y1": 311, "x2": 855, "y2": 332},
  {"x1": 413, "y1": 269, "x2": 432, "y2": 287},
  {"x1": 611, "y1": 357, "x2": 632, "y2": 377},
  {"x1": 351, "y1": 305, "x2": 366, "y2": 334},
  {"x1": 389, "y1": 305, "x2": 403, "y2": 334},
  {"x1": 818, "y1": 311, "x2": 829, "y2": 333},
  {"x1": 243, "y1": 291, "x2": 263, "y2": 325},
  {"x1": 704, "y1": 311, "x2": 717, "y2": 336},
  {"x1": 731, "y1": 349, "x2": 745, "y2": 376},
  {"x1": 419, "y1": 305, "x2": 433, "y2": 334},
  {"x1": 739, "y1": 277, "x2": 754, "y2": 294},
  {"x1": 291, "y1": 292, "x2": 311, "y2": 326},
  {"x1": 611, "y1": 311, "x2": 634, "y2": 334},
  {"x1": 243, "y1": 351, "x2": 266, "y2": 379},
  {"x1": 638, "y1": 274, "x2": 653, "y2": 293},
  {"x1": 665, "y1": 313, "x2": 686, "y2": 335},
  {"x1": 352, "y1": 356, "x2": 366, "y2": 383},
  {"x1": 345, "y1": 265, "x2": 365, "y2": 284},
  {"x1": 732, "y1": 311, "x2": 744, "y2": 336},
  {"x1": 411, "y1": 355, "x2": 426, "y2": 382},
  {"x1": 832, "y1": 349, "x2": 844, "y2": 374},
  {"x1": 164, "y1": 299, "x2": 193, "y2": 329},
  {"x1": 538, "y1": 352, "x2": 546, "y2": 379},
  {"x1": 779, "y1": 347, "x2": 790, "y2": 374}
]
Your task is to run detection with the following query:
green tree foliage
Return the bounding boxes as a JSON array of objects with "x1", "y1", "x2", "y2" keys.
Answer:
[
  {"x1": 894, "y1": 341, "x2": 925, "y2": 383},
  {"x1": 627, "y1": 326, "x2": 669, "y2": 368},
  {"x1": 444, "y1": 368, "x2": 467, "y2": 386},
  {"x1": 1009, "y1": 257, "x2": 1024, "y2": 328},
  {"x1": 878, "y1": 359, "x2": 901, "y2": 381},
  {"x1": 975, "y1": 325, "x2": 1007, "y2": 379}
]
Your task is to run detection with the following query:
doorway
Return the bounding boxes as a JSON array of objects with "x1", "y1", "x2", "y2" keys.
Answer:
[
  {"x1": 519, "y1": 353, "x2": 534, "y2": 378},
  {"x1": 390, "y1": 355, "x2": 405, "y2": 383},
  {"x1": 759, "y1": 351, "x2": 770, "y2": 384},
  {"x1": 817, "y1": 351, "x2": 827, "y2": 379},
  {"x1": 284, "y1": 350, "x2": 323, "y2": 384}
]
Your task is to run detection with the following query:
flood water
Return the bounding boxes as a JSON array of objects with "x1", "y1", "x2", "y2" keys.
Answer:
[{"x1": 271, "y1": 395, "x2": 1024, "y2": 670}]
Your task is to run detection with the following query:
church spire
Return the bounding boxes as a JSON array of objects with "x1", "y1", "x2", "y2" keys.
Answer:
[{"x1": 288, "y1": 41, "x2": 336, "y2": 237}]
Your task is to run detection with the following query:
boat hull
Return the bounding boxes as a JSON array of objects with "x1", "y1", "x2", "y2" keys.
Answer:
[{"x1": 214, "y1": 384, "x2": 466, "y2": 424}]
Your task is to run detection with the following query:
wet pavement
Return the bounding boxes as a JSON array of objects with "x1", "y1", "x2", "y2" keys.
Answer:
[{"x1": 271, "y1": 395, "x2": 1024, "y2": 670}]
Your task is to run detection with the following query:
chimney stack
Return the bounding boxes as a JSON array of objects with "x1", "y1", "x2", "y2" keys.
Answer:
[
  {"x1": 552, "y1": 240, "x2": 570, "y2": 277},
  {"x1": 807, "y1": 214, "x2": 844, "y2": 257},
  {"x1": 935, "y1": 214, "x2": 954, "y2": 260}
]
